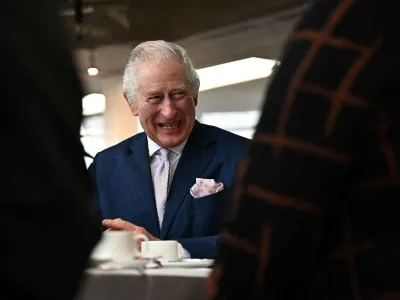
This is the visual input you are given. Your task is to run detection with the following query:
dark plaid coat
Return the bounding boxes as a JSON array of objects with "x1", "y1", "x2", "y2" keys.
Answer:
[{"x1": 208, "y1": 0, "x2": 400, "y2": 299}]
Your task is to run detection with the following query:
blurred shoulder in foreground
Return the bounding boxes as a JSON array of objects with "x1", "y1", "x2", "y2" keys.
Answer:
[
  {"x1": 1, "y1": 1, "x2": 100, "y2": 300},
  {"x1": 209, "y1": 0, "x2": 400, "y2": 299}
]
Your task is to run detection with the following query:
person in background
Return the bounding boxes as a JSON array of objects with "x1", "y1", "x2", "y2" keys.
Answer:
[
  {"x1": 89, "y1": 40, "x2": 249, "y2": 259},
  {"x1": 208, "y1": 0, "x2": 400, "y2": 298},
  {"x1": 1, "y1": 1, "x2": 101, "y2": 300}
]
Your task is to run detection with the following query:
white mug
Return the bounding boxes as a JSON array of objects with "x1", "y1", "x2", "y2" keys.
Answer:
[
  {"x1": 91, "y1": 230, "x2": 149, "y2": 263},
  {"x1": 141, "y1": 240, "x2": 184, "y2": 262}
]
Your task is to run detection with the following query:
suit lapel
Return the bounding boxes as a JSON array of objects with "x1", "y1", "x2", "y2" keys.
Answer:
[
  {"x1": 160, "y1": 122, "x2": 215, "y2": 239},
  {"x1": 124, "y1": 134, "x2": 160, "y2": 237}
]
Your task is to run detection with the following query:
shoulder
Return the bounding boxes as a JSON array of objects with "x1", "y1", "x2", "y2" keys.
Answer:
[
  {"x1": 95, "y1": 132, "x2": 146, "y2": 159},
  {"x1": 199, "y1": 123, "x2": 250, "y2": 152},
  {"x1": 200, "y1": 123, "x2": 249, "y2": 143}
]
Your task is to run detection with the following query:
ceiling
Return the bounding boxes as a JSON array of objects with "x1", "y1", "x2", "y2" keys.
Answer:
[
  {"x1": 75, "y1": 2, "x2": 309, "y2": 81},
  {"x1": 61, "y1": 0, "x2": 309, "y2": 49}
]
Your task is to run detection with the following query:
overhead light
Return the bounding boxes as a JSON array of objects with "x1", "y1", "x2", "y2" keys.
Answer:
[
  {"x1": 197, "y1": 57, "x2": 276, "y2": 91},
  {"x1": 87, "y1": 67, "x2": 99, "y2": 76},
  {"x1": 87, "y1": 50, "x2": 99, "y2": 76},
  {"x1": 82, "y1": 93, "x2": 106, "y2": 116}
]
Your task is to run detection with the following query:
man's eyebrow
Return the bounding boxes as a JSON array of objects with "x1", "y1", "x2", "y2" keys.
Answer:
[
  {"x1": 144, "y1": 89, "x2": 162, "y2": 95},
  {"x1": 170, "y1": 87, "x2": 186, "y2": 92}
]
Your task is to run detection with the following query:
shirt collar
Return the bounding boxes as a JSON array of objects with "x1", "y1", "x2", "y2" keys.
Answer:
[{"x1": 147, "y1": 136, "x2": 187, "y2": 157}]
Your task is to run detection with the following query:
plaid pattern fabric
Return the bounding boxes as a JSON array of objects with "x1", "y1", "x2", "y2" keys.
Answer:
[{"x1": 208, "y1": 0, "x2": 400, "y2": 299}]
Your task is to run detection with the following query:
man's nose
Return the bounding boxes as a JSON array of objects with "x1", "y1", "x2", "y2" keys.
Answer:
[{"x1": 160, "y1": 98, "x2": 177, "y2": 118}]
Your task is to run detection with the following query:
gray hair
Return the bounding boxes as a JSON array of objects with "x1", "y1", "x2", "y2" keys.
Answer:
[{"x1": 122, "y1": 40, "x2": 200, "y2": 106}]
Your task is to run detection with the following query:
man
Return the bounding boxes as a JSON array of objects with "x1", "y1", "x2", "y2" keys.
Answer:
[
  {"x1": 208, "y1": 0, "x2": 400, "y2": 299},
  {"x1": 88, "y1": 40, "x2": 249, "y2": 259},
  {"x1": 1, "y1": 1, "x2": 101, "y2": 300}
]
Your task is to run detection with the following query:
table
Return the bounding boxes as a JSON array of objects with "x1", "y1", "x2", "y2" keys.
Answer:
[{"x1": 76, "y1": 268, "x2": 212, "y2": 300}]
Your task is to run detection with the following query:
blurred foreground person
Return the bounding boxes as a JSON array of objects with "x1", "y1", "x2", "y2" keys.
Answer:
[
  {"x1": 209, "y1": 0, "x2": 400, "y2": 299},
  {"x1": 1, "y1": 1, "x2": 100, "y2": 300}
]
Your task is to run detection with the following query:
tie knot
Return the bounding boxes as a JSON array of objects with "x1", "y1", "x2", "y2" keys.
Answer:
[{"x1": 158, "y1": 148, "x2": 170, "y2": 161}]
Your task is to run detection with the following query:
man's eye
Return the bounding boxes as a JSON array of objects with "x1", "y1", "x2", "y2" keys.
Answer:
[
  {"x1": 171, "y1": 91, "x2": 185, "y2": 99},
  {"x1": 148, "y1": 96, "x2": 161, "y2": 102}
]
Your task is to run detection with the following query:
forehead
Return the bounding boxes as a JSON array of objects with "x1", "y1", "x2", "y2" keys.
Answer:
[{"x1": 135, "y1": 59, "x2": 189, "y2": 91}]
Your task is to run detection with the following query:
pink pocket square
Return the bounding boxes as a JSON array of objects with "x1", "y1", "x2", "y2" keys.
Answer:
[{"x1": 190, "y1": 178, "x2": 224, "y2": 198}]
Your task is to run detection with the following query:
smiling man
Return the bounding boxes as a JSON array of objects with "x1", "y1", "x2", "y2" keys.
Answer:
[{"x1": 88, "y1": 40, "x2": 249, "y2": 259}]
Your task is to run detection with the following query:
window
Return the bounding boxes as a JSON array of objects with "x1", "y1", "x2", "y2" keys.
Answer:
[
  {"x1": 81, "y1": 93, "x2": 107, "y2": 167},
  {"x1": 200, "y1": 111, "x2": 260, "y2": 139},
  {"x1": 81, "y1": 115, "x2": 106, "y2": 167}
]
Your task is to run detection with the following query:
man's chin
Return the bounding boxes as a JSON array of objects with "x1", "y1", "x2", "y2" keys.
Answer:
[
  {"x1": 157, "y1": 133, "x2": 187, "y2": 148},
  {"x1": 159, "y1": 139, "x2": 185, "y2": 148}
]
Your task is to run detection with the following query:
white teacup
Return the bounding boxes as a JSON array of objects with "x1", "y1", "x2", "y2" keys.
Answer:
[
  {"x1": 91, "y1": 230, "x2": 149, "y2": 263},
  {"x1": 141, "y1": 240, "x2": 184, "y2": 262}
]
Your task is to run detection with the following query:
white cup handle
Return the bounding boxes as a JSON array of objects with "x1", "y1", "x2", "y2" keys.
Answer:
[
  {"x1": 177, "y1": 242, "x2": 185, "y2": 260},
  {"x1": 133, "y1": 233, "x2": 149, "y2": 257}
]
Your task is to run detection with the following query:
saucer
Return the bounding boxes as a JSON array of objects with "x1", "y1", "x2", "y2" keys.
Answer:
[
  {"x1": 148, "y1": 259, "x2": 214, "y2": 268},
  {"x1": 97, "y1": 258, "x2": 151, "y2": 270}
]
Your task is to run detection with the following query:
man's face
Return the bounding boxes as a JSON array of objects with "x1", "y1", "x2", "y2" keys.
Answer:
[{"x1": 126, "y1": 59, "x2": 198, "y2": 148}]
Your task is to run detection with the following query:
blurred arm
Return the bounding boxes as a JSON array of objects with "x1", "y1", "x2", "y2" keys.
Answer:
[{"x1": 1, "y1": 1, "x2": 100, "y2": 300}]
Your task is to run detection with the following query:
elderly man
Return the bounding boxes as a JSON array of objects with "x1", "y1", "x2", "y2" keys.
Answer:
[{"x1": 88, "y1": 40, "x2": 249, "y2": 258}]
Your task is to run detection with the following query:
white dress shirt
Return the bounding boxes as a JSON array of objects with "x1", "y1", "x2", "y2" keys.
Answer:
[
  {"x1": 147, "y1": 137, "x2": 190, "y2": 258},
  {"x1": 147, "y1": 137, "x2": 187, "y2": 187}
]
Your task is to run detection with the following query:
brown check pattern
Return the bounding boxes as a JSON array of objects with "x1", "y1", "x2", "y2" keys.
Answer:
[{"x1": 208, "y1": 0, "x2": 400, "y2": 299}]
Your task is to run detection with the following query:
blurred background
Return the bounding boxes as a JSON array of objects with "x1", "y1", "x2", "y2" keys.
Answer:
[{"x1": 61, "y1": 0, "x2": 310, "y2": 165}]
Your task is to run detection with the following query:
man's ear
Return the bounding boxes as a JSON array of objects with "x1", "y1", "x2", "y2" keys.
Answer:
[
  {"x1": 193, "y1": 96, "x2": 198, "y2": 107},
  {"x1": 123, "y1": 92, "x2": 138, "y2": 116}
]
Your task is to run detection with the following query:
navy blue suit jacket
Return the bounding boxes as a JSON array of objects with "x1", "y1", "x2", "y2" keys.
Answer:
[{"x1": 88, "y1": 121, "x2": 249, "y2": 258}]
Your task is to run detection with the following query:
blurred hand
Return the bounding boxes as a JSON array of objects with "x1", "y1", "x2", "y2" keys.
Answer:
[{"x1": 102, "y1": 218, "x2": 159, "y2": 242}]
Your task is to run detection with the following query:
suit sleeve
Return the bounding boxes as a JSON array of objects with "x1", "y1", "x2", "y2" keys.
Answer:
[
  {"x1": 1, "y1": 1, "x2": 100, "y2": 300},
  {"x1": 178, "y1": 236, "x2": 219, "y2": 259},
  {"x1": 208, "y1": 0, "x2": 397, "y2": 299}
]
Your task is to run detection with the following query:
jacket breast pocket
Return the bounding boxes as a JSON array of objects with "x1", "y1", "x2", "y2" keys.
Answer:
[{"x1": 191, "y1": 190, "x2": 225, "y2": 237}]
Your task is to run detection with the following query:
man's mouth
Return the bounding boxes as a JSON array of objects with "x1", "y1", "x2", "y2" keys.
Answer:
[{"x1": 158, "y1": 120, "x2": 182, "y2": 129}]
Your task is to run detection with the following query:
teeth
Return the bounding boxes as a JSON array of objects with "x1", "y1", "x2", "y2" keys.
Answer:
[{"x1": 161, "y1": 122, "x2": 179, "y2": 128}]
